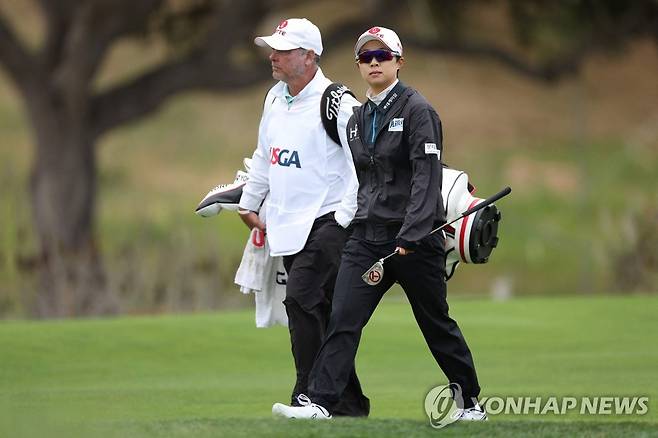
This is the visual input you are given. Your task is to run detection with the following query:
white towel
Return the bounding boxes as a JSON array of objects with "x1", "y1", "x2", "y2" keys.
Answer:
[
  {"x1": 253, "y1": 254, "x2": 288, "y2": 328},
  {"x1": 234, "y1": 205, "x2": 288, "y2": 328},
  {"x1": 234, "y1": 227, "x2": 268, "y2": 292}
]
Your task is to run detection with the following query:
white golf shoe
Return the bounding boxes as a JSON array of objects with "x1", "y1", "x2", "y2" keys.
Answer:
[
  {"x1": 452, "y1": 403, "x2": 488, "y2": 421},
  {"x1": 272, "y1": 394, "x2": 332, "y2": 420}
]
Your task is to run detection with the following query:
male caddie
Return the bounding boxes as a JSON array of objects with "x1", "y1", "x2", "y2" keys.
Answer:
[{"x1": 237, "y1": 18, "x2": 369, "y2": 416}]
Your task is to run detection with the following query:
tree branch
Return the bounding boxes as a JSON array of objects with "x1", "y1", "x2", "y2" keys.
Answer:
[
  {"x1": 321, "y1": 18, "x2": 381, "y2": 55},
  {"x1": 0, "y1": 11, "x2": 35, "y2": 92},
  {"x1": 53, "y1": 1, "x2": 163, "y2": 100},
  {"x1": 90, "y1": 0, "x2": 273, "y2": 138},
  {"x1": 404, "y1": 36, "x2": 585, "y2": 82},
  {"x1": 36, "y1": 0, "x2": 76, "y2": 74},
  {"x1": 400, "y1": 0, "x2": 658, "y2": 83},
  {"x1": 89, "y1": 52, "x2": 272, "y2": 138}
]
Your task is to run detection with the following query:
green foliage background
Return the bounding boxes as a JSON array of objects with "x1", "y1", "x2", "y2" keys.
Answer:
[{"x1": 0, "y1": 2, "x2": 657, "y2": 316}]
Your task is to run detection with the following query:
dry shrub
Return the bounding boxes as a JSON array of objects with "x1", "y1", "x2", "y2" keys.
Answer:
[{"x1": 613, "y1": 205, "x2": 658, "y2": 292}]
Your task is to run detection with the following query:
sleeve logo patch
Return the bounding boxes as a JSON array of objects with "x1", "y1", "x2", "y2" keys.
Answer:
[
  {"x1": 425, "y1": 143, "x2": 441, "y2": 158},
  {"x1": 388, "y1": 118, "x2": 404, "y2": 131}
]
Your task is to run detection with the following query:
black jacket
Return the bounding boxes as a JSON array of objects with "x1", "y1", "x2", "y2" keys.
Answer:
[{"x1": 346, "y1": 81, "x2": 445, "y2": 249}]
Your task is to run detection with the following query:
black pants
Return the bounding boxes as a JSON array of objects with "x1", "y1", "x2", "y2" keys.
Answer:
[
  {"x1": 308, "y1": 230, "x2": 481, "y2": 411},
  {"x1": 282, "y1": 213, "x2": 370, "y2": 417}
]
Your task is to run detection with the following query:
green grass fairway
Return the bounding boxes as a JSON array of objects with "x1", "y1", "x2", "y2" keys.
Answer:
[{"x1": 2, "y1": 295, "x2": 657, "y2": 437}]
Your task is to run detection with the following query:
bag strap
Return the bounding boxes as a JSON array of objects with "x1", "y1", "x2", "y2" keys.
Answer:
[{"x1": 321, "y1": 82, "x2": 356, "y2": 146}]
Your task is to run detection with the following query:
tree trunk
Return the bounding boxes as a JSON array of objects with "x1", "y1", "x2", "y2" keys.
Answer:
[{"x1": 28, "y1": 104, "x2": 118, "y2": 318}]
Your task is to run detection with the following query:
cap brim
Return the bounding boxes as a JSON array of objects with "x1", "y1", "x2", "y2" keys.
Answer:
[
  {"x1": 354, "y1": 35, "x2": 399, "y2": 57},
  {"x1": 254, "y1": 34, "x2": 299, "y2": 51}
]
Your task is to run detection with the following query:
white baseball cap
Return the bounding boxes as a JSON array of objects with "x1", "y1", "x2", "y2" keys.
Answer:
[
  {"x1": 354, "y1": 26, "x2": 403, "y2": 57},
  {"x1": 255, "y1": 18, "x2": 323, "y2": 56}
]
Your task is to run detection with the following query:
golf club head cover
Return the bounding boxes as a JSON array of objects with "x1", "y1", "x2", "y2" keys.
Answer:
[
  {"x1": 195, "y1": 169, "x2": 249, "y2": 217},
  {"x1": 442, "y1": 168, "x2": 502, "y2": 280}
]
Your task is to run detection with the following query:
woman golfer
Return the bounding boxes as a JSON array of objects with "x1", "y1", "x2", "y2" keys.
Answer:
[{"x1": 272, "y1": 26, "x2": 486, "y2": 421}]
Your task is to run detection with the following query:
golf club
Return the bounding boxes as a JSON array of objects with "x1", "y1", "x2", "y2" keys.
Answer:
[{"x1": 362, "y1": 186, "x2": 512, "y2": 285}]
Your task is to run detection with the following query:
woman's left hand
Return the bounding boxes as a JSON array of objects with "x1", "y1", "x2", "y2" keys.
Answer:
[{"x1": 396, "y1": 247, "x2": 415, "y2": 256}]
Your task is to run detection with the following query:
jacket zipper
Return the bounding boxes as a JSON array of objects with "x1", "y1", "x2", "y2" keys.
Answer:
[{"x1": 367, "y1": 154, "x2": 378, "y2": 219}]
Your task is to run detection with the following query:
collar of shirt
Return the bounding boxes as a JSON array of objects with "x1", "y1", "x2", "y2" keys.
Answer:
[
  {"x1": 282, "y1": 85, "x2": 295, "y2": 108},
  {"x1": 366, "y1": 79, "x2": 399, "y2": 106}
]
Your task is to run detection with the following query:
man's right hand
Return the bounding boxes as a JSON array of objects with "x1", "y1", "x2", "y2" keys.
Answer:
[{"x1": 238, "y1": 209, "x2": 266, "y2": 232}]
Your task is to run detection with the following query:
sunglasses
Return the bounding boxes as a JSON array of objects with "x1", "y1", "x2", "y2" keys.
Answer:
[{"x1": 356, "y1": 49, "x2": 395, "y2": 64}]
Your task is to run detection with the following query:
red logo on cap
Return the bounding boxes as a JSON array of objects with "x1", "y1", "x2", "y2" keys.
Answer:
[
  {"x1": 368, "y1": 27, "x2": 380, "y2": 34},
  {"x1": 277, "y1": 20, "x2": 288, "y2": 30}
]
